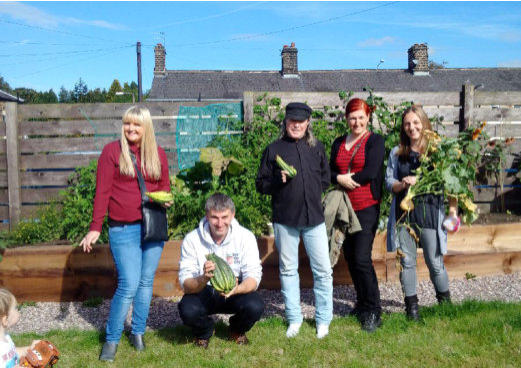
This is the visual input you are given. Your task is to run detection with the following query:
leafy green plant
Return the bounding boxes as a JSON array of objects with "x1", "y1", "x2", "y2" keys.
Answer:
[
  {"x1": 17, "y1": 301, "x2": 37, "y2": 310},
  {"x1": 82, "y1": 296, "x2": 103, "y2": 308},
  {"x1": 3, "y1": 203, "x2": 64, "y2": 247},
  {"x1": 59, "y1": 160, "x2": 109, "y2": 245},
  {"x1": 465, "y1": 272, "x2": 477, "y2": 280},
  {"x1": 398, "y1": 125, "x2": 484, "y2": 229},
  {"x1": 477, "y1": 133, "x2": 515, "y2": 212}
]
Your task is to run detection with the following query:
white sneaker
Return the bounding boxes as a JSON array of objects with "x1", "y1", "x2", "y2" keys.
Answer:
[
  {"x1": 316, "y1": 324, "x2": 329, "y2": 339},
  {"x1": 286, "y1": 322, "x2": 302, "y2": 338}
]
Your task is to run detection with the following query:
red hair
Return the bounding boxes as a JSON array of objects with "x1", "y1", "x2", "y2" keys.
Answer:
[{"x1": 345, "y1": 98, "x2": 372, "y2": 117}]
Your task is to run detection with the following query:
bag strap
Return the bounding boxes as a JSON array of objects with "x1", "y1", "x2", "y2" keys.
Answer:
[
  {"x1": 347, "y1": 132, "x2": 370, "y2": 173},
  {"x1": 130, "y1": 152, "x2": 147, "y2": 201}
]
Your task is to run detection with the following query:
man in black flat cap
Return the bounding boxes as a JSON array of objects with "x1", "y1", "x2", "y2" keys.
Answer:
[{"x1": 256, "y1": 102, "x2": 333, "y2": 339}]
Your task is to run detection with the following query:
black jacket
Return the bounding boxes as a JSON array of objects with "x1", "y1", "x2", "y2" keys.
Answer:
[
  {"x1": 256, "y1": 136, "x2": 330, "y2": 227},
  {"x1": 329, "y1": 133, "x2": 385, "y2": 201}
]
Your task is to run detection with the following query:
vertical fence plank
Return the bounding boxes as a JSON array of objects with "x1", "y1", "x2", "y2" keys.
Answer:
[
  {"x1": 5, "y1": 102, "x2": 21, "y2": 229},
  {"x1": 461, "y1": 82, "x2": 475, "y2": 131},
  {"x1": 243, "y1": 91, "x2": 254, "y2": 125}
]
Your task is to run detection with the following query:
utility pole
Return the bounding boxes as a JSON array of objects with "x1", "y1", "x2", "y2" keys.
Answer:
[{"x1": 137, "y1": 41, "x2": 142, "y2": 102}]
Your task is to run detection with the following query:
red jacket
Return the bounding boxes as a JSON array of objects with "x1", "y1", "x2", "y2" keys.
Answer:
[{"x1": 89, "y1": 140, "x2": 171, "y2": 232}]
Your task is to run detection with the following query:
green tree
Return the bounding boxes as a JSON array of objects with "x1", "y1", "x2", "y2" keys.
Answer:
[
  {"x1": 42, "y1": 89, "x2": 58, "y2": 103},
  {"x1": 59, "y1": 86, "x2": 71, "y2": 103},
  {"x1": 0, "y1": 75, "x2": 13, "y2": 94},
  {"x1": 72, "y1": 78, "x2": 88, "y2": 103},
  {"x1": 85, "y1": 88, "x2": 107, "y2": 103},
  {"x1": 106, "y1": 79, "x2": 122, "y2": 102},
  {"x1": 13, "y1": 88, "x2": 40, "y2": 103}
]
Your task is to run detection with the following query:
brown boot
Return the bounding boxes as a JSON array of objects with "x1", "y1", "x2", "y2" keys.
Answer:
[
  {"x1": 194, "y1": 337, "x2": 209, "y2": 349},
  {"x1": 230, "y1": 331, "x2": 249, "y2": 345}
]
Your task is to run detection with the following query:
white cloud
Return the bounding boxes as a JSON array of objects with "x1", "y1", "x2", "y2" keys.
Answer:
[
  {"x1": 360, "y1": 17, "x2": 521, "y2": 44},
  {"x1": 0, "y1": 2, "x2": 58, "y2": 27},
  {"x1": 357, "y1": 36, "x2": 396, "y2": 48},
  {"x1": 0, "y1": 2, "x2": 127, "y2": 30},
  {"x1": 65, "y1": 17, "x2": 127, "y2": 31},
  {"x1": 265, "y1": 2, "x2": 337, "y2": 20},
  {"x1": 228, "y1": 33, "x2": 270, "y2": 42},
  {"x1": 498, "y1": 60, "x2": 521, "y2": 68}
]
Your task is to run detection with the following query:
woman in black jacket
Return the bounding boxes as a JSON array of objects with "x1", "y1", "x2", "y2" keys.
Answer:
[{"x1": 330, "y1": 98, "x2": 385, "y2": 332}]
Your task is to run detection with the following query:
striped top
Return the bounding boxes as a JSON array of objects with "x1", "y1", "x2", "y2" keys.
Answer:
[{"x1": 335, "y1": 133, "x2": 379, "y2": 211}]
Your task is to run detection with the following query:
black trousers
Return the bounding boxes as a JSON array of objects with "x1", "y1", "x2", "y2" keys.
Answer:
[
  {"x1": 343, "y1": 204, "x2": 382, "y2": 314},
  {"x1": 178, "y1": 286, "x2": 265, "y2": 340}
]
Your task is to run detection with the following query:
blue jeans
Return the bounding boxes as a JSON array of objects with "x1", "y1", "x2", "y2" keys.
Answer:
[
  {"x1": 105, "y1": 223, "x2": 164, "y2": 342},
  {"x1": 273, "y1": 222, "x2": 333, "y2": 325}
]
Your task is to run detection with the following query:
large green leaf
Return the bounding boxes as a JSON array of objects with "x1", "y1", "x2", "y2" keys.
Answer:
[
  {"x1": 226, "y1": 157, "x2": 244, "y2": 176},
  {"x1": 199, "y1": 147, "x2": 225, "y2": 176}
]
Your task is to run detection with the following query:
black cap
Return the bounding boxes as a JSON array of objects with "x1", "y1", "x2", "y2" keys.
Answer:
[{"x1": 285, "y1": 102, "x2": 312, "y2": 121}]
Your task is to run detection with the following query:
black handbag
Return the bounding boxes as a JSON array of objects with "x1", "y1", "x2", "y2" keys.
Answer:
[{"x1": 130, "y1": 153, "x2": 169, "y2": 242}]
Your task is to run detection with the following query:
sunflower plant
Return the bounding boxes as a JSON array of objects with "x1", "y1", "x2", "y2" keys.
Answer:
[{"x1": 399, "y1": 122, "x2": 486, "y2": 227}]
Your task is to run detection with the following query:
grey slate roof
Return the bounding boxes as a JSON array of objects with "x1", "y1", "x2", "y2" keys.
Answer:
[
  {"x1": 148, "y1": 68, "x2": 521, "y2": 101},
  {"x1": 0, "y1": 89, "x2": 24, "y2": 102}
]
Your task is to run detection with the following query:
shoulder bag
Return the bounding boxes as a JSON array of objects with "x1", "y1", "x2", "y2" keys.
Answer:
[{"x1": 130, "y1": 153, "x2": 169, "y2": 242}]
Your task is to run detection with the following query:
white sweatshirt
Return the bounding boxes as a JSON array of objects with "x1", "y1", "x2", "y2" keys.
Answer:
[{"x1": 178, "y1": 217, "x2": 262, "y2": 290}]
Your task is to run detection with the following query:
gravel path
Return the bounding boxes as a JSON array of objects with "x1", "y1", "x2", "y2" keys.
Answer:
[{"x1": 11, "y1": 272, "x2": 521, "y2": 334}]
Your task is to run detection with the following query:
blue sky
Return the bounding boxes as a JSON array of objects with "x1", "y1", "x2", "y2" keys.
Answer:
[{"x1": 1, "y1": 1, "x2": 521, "y2": 94}]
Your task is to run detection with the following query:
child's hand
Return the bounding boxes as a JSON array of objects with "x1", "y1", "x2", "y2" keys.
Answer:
[{"x1": 30, "y1": 339, "x2": 41, "y2": 348}]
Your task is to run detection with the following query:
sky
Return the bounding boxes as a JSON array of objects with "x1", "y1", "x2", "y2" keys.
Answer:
[{"x1": 1, "y1": 1, "x2": 521, "y2": 94}]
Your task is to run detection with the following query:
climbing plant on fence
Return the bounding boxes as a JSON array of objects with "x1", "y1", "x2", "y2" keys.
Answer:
[{"x1": 2, "y1": 90, "x2": 497, "y2": 246}]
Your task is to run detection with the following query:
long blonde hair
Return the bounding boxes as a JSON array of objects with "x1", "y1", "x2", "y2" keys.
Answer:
[
  {"x1": 0, "y1": 288, "x2": 16, "y2": 318},
  {"x1": 119, "y1": 106, "x2": 162, "y2": 180}
]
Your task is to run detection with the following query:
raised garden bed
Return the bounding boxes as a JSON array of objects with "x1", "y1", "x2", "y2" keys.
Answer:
[{"x1": 1, "y1": 223, "x2": 520, "y2": 302}]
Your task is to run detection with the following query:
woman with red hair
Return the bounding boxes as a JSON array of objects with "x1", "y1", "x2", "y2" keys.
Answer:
[{"x1": 329, "y1": 98, "x2": 385, "y2": 332}]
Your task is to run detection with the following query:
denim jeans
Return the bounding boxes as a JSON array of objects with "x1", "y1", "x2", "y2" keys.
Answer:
[
  {"x1": 105, "y1": 223, "x2": 164, "y2": 342},
  {"x1": 273, "y1": 222, "x2": 333, "y2": 325},
  {"x1": 397, "y1": 227, "x2": 449, "y2": 297}
]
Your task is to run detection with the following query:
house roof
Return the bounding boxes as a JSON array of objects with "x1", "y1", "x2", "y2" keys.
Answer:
[
  {"x1": 0, "y1": 89, "x2": 24, "y2": 103},
  {"x1": 148, "y1": 68, "x2": 521, "y2": 101}
]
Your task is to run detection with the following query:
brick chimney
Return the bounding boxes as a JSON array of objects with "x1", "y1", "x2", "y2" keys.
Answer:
[
  {"x1": 154, "y1": 43, "x2": 166, "y2": 74},
  {"x1": 408, "y1": 43, "x2": 429, "y2": 75},
  {"x1": 281, "y1": 42, "x2": 298, "y2": 77}
]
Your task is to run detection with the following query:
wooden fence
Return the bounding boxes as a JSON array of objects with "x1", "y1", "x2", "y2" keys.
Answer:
[
  {"x1": 1, "y1": 84, "x2": 520, "y2": 230},
  {"x1": 244, "y1": 85, "x2": 521, "y2": 214},
  {"x1": 0, "y1": 101, "x2": 240, "y2": 230}
]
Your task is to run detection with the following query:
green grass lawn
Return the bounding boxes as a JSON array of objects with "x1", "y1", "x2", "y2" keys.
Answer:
[{"x1": 13, "y1": 300, "x2": 521, "y2": 368}]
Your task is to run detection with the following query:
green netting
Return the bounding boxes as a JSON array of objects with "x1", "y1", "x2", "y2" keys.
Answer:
[{"x1": 176, "y1": 103, "x2": 242, "y2": 171}]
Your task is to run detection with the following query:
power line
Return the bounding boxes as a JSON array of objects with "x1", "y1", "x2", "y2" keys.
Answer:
[
  {"x1": 138, "y1": 1, "x2": 267, "y2": 31},
  {"x1": 0, "y1": 18, "x2": 132, "y2": 45},
  {"x1": 10, "y1": 47, "x2": 130, "y2": 81},
  {"x1": 0, "y1": 40, "x2": 125, "y2": 46},
  {"x1": 0, "y1": 45, "x2": 134, "y2": 66},
  {"x1": 167, "y1": 2, "x2": 399, "y2": 48},
  {"x1": 0, "y1": 45, "x2": 134, "y2": 58}
]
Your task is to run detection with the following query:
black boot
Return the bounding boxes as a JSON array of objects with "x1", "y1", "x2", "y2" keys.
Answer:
[
  {"x1": 436, "y1": 290, "x2": 451, "y2": 304},
  {"x1": 361, "y1": 311, "x2": 382, "y2": 333},
  {"x1": 129, "y1": 333, "x2": 146, "y2": 351},
  {"x1": 99, "y1": 342, "x2": 118, "y2": 362},
  {"x1": 348, "y1": 303, "x2": 362, "y2": 321},
  {"x1": 404, "y1": 295, "x2": 420, "y2": 321}
]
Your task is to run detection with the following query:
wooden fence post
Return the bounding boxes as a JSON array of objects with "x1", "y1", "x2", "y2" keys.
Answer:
[
  {"x1": 461, "y1": 82, "x2": 475, "y2": 131},
  {"x1": 243, "y1": 91, "x2": 254, "y2": 126},
  {"x1": 4, "y1": 102, "x2": 21, "y2": 229}
]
